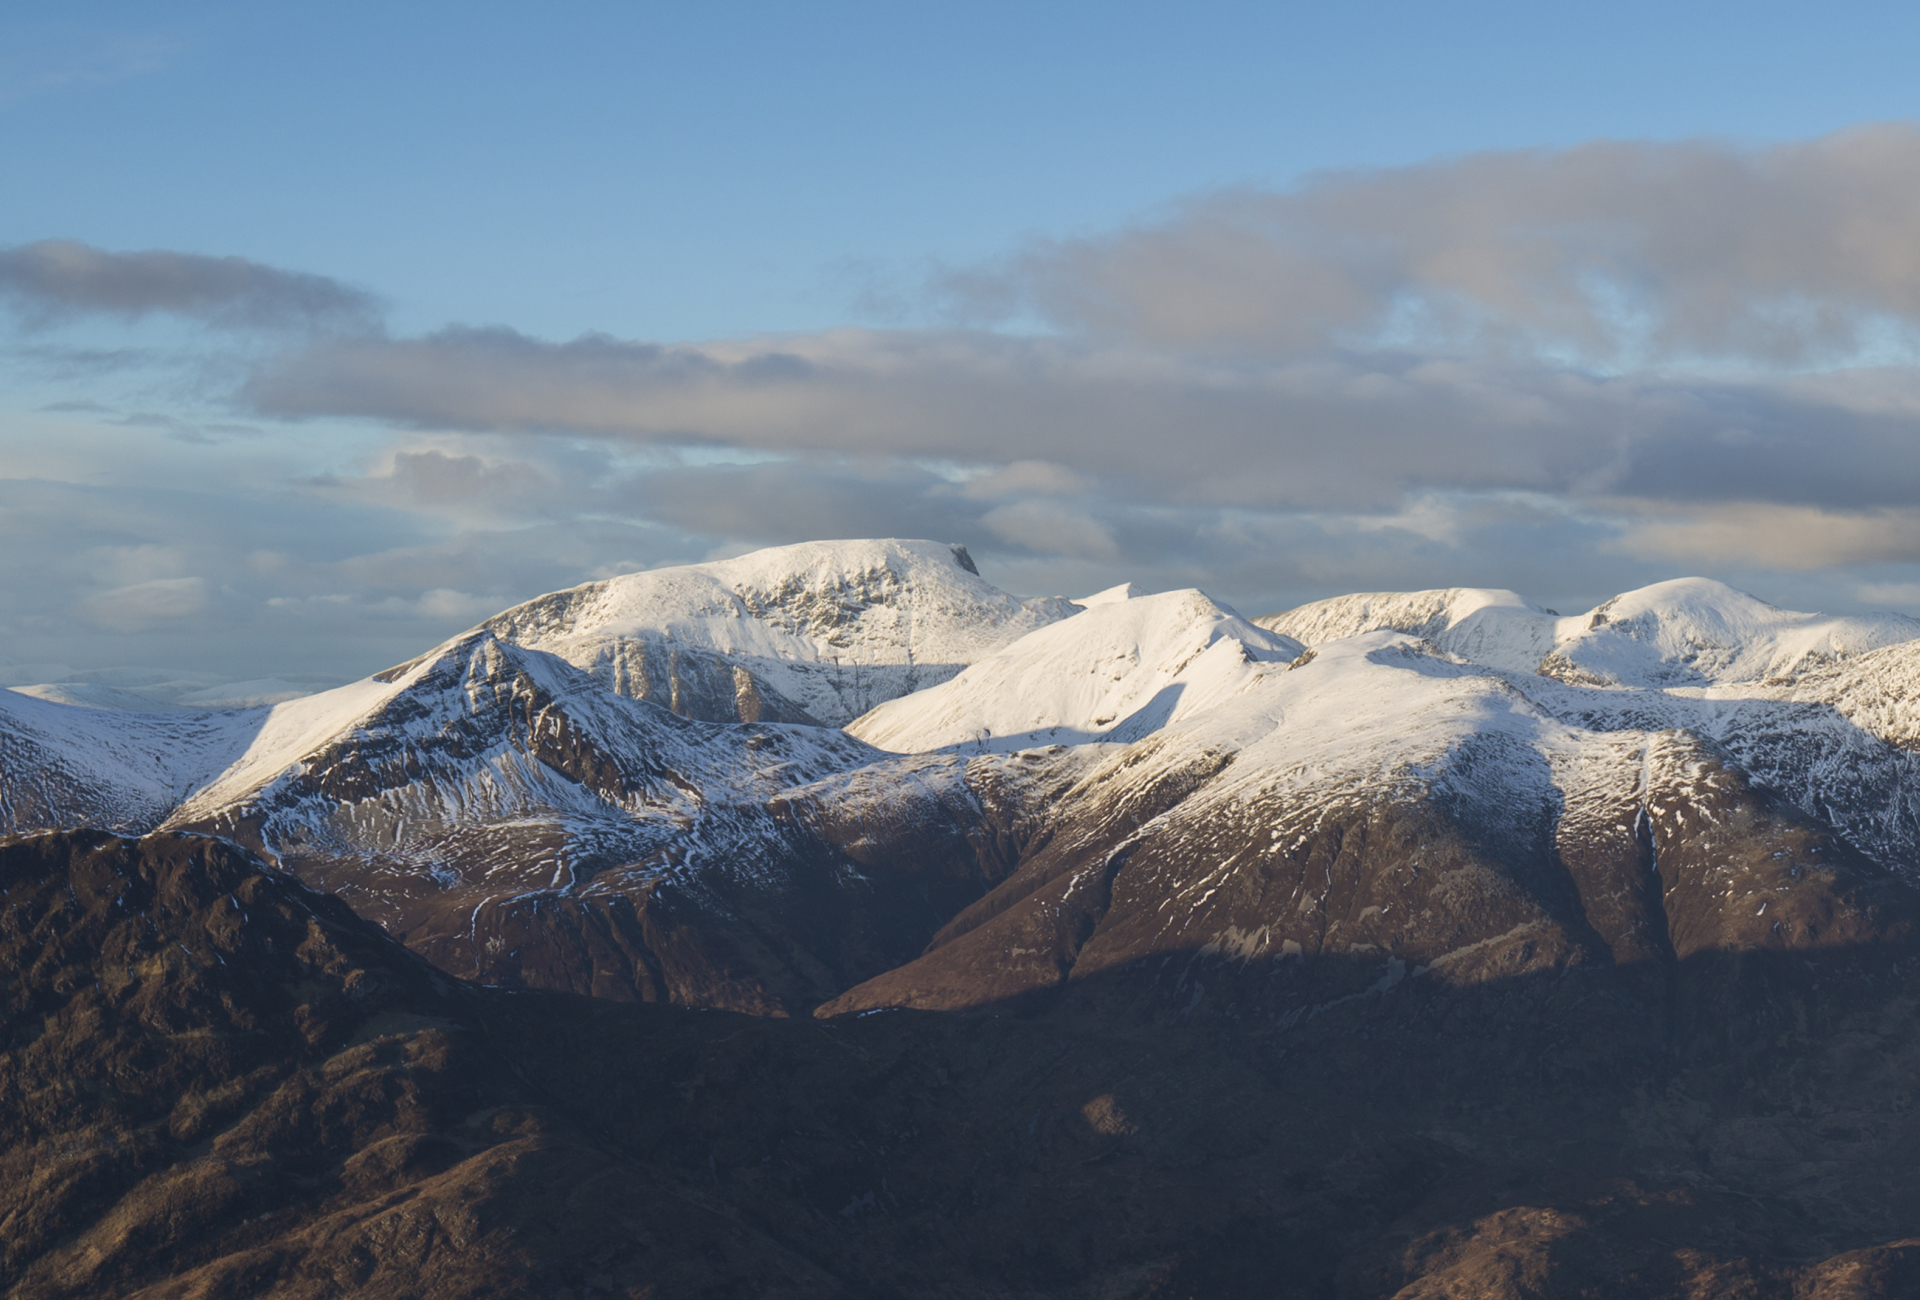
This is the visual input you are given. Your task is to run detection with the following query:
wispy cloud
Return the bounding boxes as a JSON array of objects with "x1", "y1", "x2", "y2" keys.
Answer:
[
  {"x1": 0, "y1": 27, "x2": 181, "y2": 107},
  {"x1": 79, "y1": 576, "x2": 210, "y2": 632},
  {"x1": 0, "y1": 241, "x2": 381, "y2": 332}
]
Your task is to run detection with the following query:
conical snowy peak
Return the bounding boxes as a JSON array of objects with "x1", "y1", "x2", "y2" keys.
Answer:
[
  {"x1": 155, "y1": 625, "x2": 885, "y2": 1008},
  {"x1": 483, "y1": 538, "x2": 1079, "y2": 725},
  {"x1": 846, "y1": 588, "x2": 1303, "y2": 754},
  {"x1": 170, "y1": 626, "x2": 873, "y2": 830}
]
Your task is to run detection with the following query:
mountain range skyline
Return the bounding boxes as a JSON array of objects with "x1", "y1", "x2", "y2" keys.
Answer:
[{"x1": 11, "y1": 534, "x2": 1920, "y2": 1294}]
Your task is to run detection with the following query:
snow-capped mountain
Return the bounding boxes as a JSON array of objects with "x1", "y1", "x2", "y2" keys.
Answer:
[
  {"x1": 1259, "y1": 577, "x2": 1920, "y2": 688},
  {"x1": 0, "y1": 688, "x2": 258, "y2": 832},
  {"x1": 151, "y1": 628, "x2": 934, "y2": 1011},
  {"x1": 10, "y1": 545, "x2": 1920, "y2": 1023},
  {"x1": 823, "y1": 611, "x2": 1920, "y2": 1015},
  {"x1": 0, "y1": 539, "x2": 1086, "y2": 1012},
  {"x1": 481, "y1": 538, "x2": 1079, "y2": 725},
  {"x1": 14, "y1": 557, "x2": 1920, "y2": 1298},
  {"x1": 847, "y1": 588, "x2": 1301, "y2": 753},
  {"x1": 812, "y1": 577, "x2": 1920, "y2": 1015}
]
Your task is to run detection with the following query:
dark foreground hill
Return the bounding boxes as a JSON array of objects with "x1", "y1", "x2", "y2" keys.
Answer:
[{"x1": 6, "y1": 829, "x2": 1920, "y2": 1298}]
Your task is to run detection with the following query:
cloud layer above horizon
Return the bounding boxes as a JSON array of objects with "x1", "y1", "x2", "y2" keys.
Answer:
[{"x1": 10, "y1": 125, "x2": 1920, "y2": 690}]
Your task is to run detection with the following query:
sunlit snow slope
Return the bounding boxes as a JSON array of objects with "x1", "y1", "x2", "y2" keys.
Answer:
[
  {"x1": 481, "y1": 538, "x2": 1079, "y2": 725},
  {"x1": 1259, "y1": 577, "x2": 1920, "y2": 687},
  {"x1": 847, "y1": 588, "x2": 1301, "y2": 753}
]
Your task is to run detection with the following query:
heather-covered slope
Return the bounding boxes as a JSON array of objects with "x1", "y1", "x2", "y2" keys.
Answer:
[
  {"x1": 9, "y1": 830, "x2": 1920, "y2": 1299},
  {"x1": 0, "y1": 829, "x2": 848, "y2": 1299}
]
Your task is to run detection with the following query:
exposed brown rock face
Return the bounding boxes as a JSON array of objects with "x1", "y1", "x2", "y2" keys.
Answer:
[
  {"x1": 7, "y1": 828, "x2": 1920, "y2": 1298},
  {"x1": 819, "y1": 726, "x2": 1919, "y2": 1021}
]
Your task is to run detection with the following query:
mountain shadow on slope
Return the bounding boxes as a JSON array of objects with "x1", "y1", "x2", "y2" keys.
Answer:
[{"x1": 7, "y1": 829, "x2": 1920, "y2": 1298}]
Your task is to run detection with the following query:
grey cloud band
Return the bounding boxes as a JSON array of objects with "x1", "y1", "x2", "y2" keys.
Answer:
[{"x1": 0, "y1": 240, "x2": 380, "y2": 331}]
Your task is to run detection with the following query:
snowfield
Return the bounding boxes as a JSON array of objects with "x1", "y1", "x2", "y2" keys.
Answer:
[
  {"x1": 1259, "y1": 576, "x2": 1920, "y2": 688},
  {"x1": 480, "y1": 537, "x2": 1079, "y2": 725},
  {"x1": 847, "y1": 588, "x2": 1301, "y2": 753}
]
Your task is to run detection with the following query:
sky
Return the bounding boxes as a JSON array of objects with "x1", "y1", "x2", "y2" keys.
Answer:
[{"x1": 9, "y1": 1, "x2": 1920, "y2": 698}]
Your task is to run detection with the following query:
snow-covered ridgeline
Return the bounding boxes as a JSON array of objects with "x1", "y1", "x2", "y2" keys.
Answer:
[
  {"x1": 1258, "y1": 577, "x2": 1920, "y2": 688},
  {"x1": 0, "y1": 688, "x2": 264, "y2": 832},
  {"x1": 481, "y1": 538, "x2": 1080, "y2": 725},
  {"x1": 846, "y1": 588, "x2": 1301, "y2": 754},
  {"x1": 13, "y1": 542, "x2": 1920, "y2": 899}
]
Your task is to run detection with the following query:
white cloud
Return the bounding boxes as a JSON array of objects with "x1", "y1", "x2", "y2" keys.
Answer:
[
  {"x1": 980, "y1": 500, "x2": 1119, "y2": 560},
  {"x1": 80, "y1": 576, "x2": 209, "y2": 631},
  {"x1": 945, "y1": 124, "x2": 1920, "y2": 368},
  {"x1": 1612, "y1": 503, "x2": 1920, "y2": 570},
  {"x1": 962, "y1": 459, "x2": 1089, "y2": 499}
]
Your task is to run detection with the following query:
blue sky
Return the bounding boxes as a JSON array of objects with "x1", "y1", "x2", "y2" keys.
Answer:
[
  {"x1": 12, "y1": 1, "x2": 1920, "y2": 339},
  {"x1": 8, "y1": 2, "x2": 1920, "y2": 694}
]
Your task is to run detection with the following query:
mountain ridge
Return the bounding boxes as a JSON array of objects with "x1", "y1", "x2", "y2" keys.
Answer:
[
  {"x1": 14, "y1": 550, "x2": 1920, "y2": 1294},
  {"x1": 9, "y1": 543, "x2": 1920, "y2": 1021}
]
